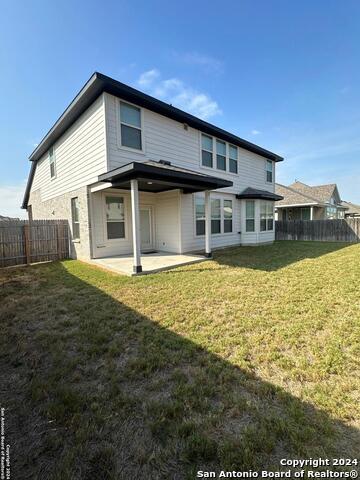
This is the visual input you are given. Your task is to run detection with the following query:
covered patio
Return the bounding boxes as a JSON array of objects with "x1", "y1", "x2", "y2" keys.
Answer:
[
  {"x1": 91, "y1": 160, "x2": 232, "y2": 274},
  {"x1": 89, "y1": 251, "x2": 206, "y2": 276}
]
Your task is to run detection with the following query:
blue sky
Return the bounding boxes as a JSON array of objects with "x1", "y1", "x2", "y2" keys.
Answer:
[{"x1": 1, "y1": 0, "x2": 360, "y2": 217}]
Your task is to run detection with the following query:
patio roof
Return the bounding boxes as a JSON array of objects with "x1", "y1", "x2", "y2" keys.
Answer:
[
  {"x1": 236, "y1": 187, "x2": 283, "y2": 201},
  {"x1": 98, "y1": 160, "x2": 233, "y2": 193}
]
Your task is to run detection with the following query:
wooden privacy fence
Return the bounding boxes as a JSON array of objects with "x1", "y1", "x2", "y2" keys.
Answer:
[
  {"x1": 276, "y1": 218, "x2": 360, "y2": 243},
  {"x1": 0, "y1": 219, "x2": 69, "y2": 267}
]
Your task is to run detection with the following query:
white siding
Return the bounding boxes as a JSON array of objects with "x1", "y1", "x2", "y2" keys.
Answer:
[
  {"x1": 105, "y1": 92, "x2": 275, "y2": 197},
  {"x1": 180, "y1": 192, "x2": 242, "y2": 252},
  {"x1": 154, "y1": 191, "x2": 181, "y2": 253},
  {"x1": 30, "y1": 94, "x2": 107, "y2": 203},
  {"x1": 90, "y1": 189, "x2": 181, "y2": 258},
  {"x1": 30, "y1": 89, "x2": 277, "y2": 255}
]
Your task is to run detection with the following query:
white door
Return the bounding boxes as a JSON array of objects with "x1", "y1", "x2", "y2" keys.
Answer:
[{"x1": 140, "y1": 207, "x2": 153, "y2": 251}]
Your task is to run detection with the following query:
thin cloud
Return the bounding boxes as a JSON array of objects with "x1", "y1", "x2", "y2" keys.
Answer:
[
  {"x1": 174, "y1": 51, "x2": 224, "y2": 74},
  {"x1": 136, "y1": 69, "x2": 222, "y2": 120},
  {"x1": 0, "y1": 181, "x2": 27, "y2": 219},
  {"x1": 138, "y1": 69, "x2": 160, "y2": 87},
  {"x1": 251, "y1": 129, "x2": 261, "y2": 135}
]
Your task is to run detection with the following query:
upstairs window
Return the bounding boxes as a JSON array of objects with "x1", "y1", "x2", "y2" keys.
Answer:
[
  {"x1": 49, "y1": 147, "x2": 56, "y2": 178},
  {"x1": 106, "y1": 196, "x2": 125, "y2": 239},
  {"x1": 201, "y1": 134, "x2": 213, "y2": 168},
  {"x1": 71, "y1": 197, "x2": 80, "y2": 240},
  {"x1": 260, "y1": 201, "x2": 274, "y2": 231},
  {"x1": 266, "y1": 160, "x2": 273, "y2": 183},
  {"x1": 120, "y1": 102, "x2": 142, "y2": 150},
  {"x1": 246, "y1": 200, "x2": 255, "y2": 232},
  {"x1": 211, "y1": 198, "x2": 221, "y2": 234},
  {"x1": 224, "y1": 200, "x2": 233, "y2": 233},
  {"x1": 216, "y1": 140, "x2": 226, "y2": 171},
  {"x1": 229, "y1": 145, "x2": 238, "y2": 174}
]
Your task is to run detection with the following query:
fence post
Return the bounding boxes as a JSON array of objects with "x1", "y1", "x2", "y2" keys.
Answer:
[{"x1": 24, "y1": 223, "x2": 30, "y2": 265}]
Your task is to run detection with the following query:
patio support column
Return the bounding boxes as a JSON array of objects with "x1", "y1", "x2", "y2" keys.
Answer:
[
  {"x1": 310, "y1": 206, "x2": 314, "y2": 220},
  {"x1": 204, "y1": 190, "x2": 212, "y2": 258},
  {"x1": 130, "y1": 179, "x2": 142, "y2": 273}
]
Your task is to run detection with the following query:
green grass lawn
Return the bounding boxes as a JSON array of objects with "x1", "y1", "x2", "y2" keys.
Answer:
[{"x1": 1, "y1": 241, "x2": 360, "y2": 479}]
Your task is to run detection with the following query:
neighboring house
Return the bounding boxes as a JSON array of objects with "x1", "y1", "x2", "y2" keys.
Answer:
[
  {"x1": 275, "y1": 181, "x2": 347, "y2": 221},
  {"x1": 22, "y1": 72, "x2": 283, "y2": 273},
  {"x1": 341, "y1": 200, "x2": 360, "y2": 218},
  {"x1": 0, "y1": 215, "x2": 19, "y2": 221}
]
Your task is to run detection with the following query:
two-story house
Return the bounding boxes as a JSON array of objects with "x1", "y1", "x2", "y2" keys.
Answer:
[{"x1": 22, "y1": 72, "x2": 284, "y2": 274}]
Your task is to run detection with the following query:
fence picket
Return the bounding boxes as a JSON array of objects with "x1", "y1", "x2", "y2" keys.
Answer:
[
  {"x1": 0, "y1": 220, "x2": 69, "y2": 267},
  {"x1": 276, "y1": 218, "x2": 360, "y2": 242}
]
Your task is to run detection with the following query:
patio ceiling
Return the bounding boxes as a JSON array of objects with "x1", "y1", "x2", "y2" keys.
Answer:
[{"x1": 98, "y1": 161, "x2": 233, "y2": 193}]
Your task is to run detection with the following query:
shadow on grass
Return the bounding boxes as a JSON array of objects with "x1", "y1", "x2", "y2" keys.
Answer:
[
  {"x1": 209, "y1": 241, "x2": 352, "y2": 272},
  {"x1": 1, "y1": 261, "x2": 359, "y2": 479}
]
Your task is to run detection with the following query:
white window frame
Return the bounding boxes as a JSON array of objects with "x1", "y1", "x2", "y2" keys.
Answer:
[
  {"x1": 71, "y1": 197, "x2": 80, "y2": 241},
  {"x1": 201, "y1": 134, "x2": 214, "y2": 169},
  {"x1": 245, "y1": 200, "x2": 256, "y2": 232},
  {"x1": 49, "y1": 146, "x2": 56, "y2": 180},
  {"x1": 193, "y1": 194, "x2": 234, "y2": 237},
  {"x1": 229, "y1": 144, "x2": 238, "y2": 174},
  {"x1": 211, "y1": 198, "x2": 222, "y2": 235},
  {"x1": 116, "y1": 99, "x2": 145, "y2": 154},
  {"x1": 194, "y1": 194, "x2": 206, "y2": 237},
  {"x1": 103, "y1": 193, "x2": 128, "y2": 242},
  {"x1": 223, "y1": 199, "x2": 233, "y2": 233},
  {"x1": 266, "y1": 160, "x2": 273, "y2": 184},
  {"x1": 199, "y1": 132, "x2": 240, "y2": 176},
  {"x1": 215, "y1": 139, "x2": 227, "y2": 172},
  {"x1": 260, "y1": 201, "x2": 274, "y2": 232}
]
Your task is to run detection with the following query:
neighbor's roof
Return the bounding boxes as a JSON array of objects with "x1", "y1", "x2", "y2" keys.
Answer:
[
  {"x1": 236, "y1": 187, "x2": 283, "y2": 201},
  {"x1": 341, "y1": 200, "x2": 360, "y2": 215},
  {"x1": 288, "y1": 181, "x2": 338, "y2": 204},
  {"x1": 22, "y1": 72, "x2": 283, "y2": 209},
  {"x1": 275, "y1": 181, "x2": 341, "y2": 207}
]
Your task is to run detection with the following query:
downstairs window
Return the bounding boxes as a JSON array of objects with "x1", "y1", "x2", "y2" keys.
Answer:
[
  {"x1": 106, "y1": 196, "x2": 125, "y2": 239},
  {"x1": 260, "y1": 201, "x2": 274, "y2": 231}
]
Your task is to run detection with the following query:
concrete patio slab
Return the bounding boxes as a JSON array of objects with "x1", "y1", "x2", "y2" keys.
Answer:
[{"x1": 88, "y1": 252, "x2": 207, "y2": 276}]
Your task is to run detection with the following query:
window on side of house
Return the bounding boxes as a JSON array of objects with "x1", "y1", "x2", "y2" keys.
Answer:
[
  {"x1": 49, "y1": 147, "x2": 56, "y2": 178},
  {"x1": 224, "y1": 199, "x2": 233, "y2": 233},
  {"x1": 266, "y1": 160, "x2": 273, "y2": 183},
  {"x1": 216, "y1": 140, "x2": 226, "y2": 171},
  {"x1": 120, "y1": 102, "x2": 142, "y2": 150},
  {"x1": 301, "y1": 208, "x2": 311, "y2": 220},
  {"x1": 325, "y1": 206, "x2": 337, "y2": 219},
  {"x1": 201, "y1": 134, "x2": 213, "y2": 168},
  {"x1": 195, "y1": 195, "x2": 205, "y2": 236},
  {"x1": 246, "y1": 200, "x2": 255, "y2": 232},
  {"x1": 106, "y1": 196, "x2": 125, "y2": 239},
  {"x1": 229, "y1": 145, "x2": 238, "y2": 174},
  {"x1": 260, "y1": 201, "x2": 274, "y2": 231},
  {"x1": 71, "y1": 197, "x2": 80, "y2": 240},
  {"x1": 211, "y1": 198, "x2": 221, "y2": 234}
]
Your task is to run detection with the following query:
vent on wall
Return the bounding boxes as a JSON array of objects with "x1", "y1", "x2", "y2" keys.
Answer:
[{"x1": 159, "y1": 160, "x2": 171, "y2": 166}]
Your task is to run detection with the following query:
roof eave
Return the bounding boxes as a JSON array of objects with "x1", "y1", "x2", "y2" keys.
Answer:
[
  {"x1": 99, "y1": 162, "x2": 233, "y2": 191},
  {"x1": 29, "y1": 72, "x2": 283, "y2": 164}
]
